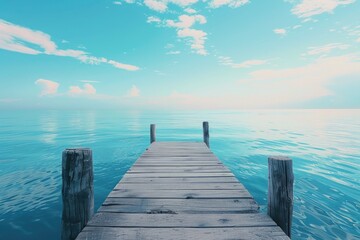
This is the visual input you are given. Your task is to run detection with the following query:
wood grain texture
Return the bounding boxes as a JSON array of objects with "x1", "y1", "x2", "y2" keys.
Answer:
[
  {"x1": 62, "y1": 148, "x2": 94, "y2": 240},
  {"x1": 75, "y1": 142, "x2": 289, "y2": 240},
  {"x1": 268, "y1": 156, "x2": 294, "y2": 238},
  {"x1": 77, "y1": 227, "x2": 290, "y2": 240},
  {"x1": 87, "y1": 212, "x2": 277, "y2": 227},
  {"x1": 100, "y1": 198, "x2": 259, "y2": 213}
]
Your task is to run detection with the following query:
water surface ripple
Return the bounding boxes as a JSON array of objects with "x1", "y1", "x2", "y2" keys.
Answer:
[{"x1": 0, "y1": 110, "x2": 359, "y2": 239}]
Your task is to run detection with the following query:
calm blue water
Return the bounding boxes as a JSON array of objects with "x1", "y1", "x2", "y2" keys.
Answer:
[{"x1": 0, "y1": 110, "x2": 359, "y2": 239}]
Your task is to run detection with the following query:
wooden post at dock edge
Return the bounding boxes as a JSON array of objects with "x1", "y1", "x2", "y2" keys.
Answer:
[
  {"x1": 203, "y1": 121, "x2": 209, "y2": 148},
  {"x1": 267, "y1": 156, "x2": 294, "y2": 238},
  {"x1": 62, "y1": 148, "x2": 94, "y2": 240},
  {"x1": 150, "y1": 124, "x2": 156, "y2": 144}
]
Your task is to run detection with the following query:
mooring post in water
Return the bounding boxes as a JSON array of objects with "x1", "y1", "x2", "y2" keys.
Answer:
[
  {"x1": 203, "y1": 121, "x2": 210, "y2": 148},
  {"x1": 62, "y1": 148, "x2": 94, "y2": 240},
  {"x1": 150, "y1": 124, "x2": 156, "y2": 144},
  {"x1": 267, "y1": 156, "x2": 294, "y2": 238}
]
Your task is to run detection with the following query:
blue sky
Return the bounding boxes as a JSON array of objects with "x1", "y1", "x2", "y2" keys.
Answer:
[{"x1": 0, "y1": 0, "x2": 359, "y2": 109}]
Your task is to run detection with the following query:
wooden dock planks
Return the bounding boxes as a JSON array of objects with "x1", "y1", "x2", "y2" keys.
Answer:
[{"x1": 76, "y1": 142, "x2": 290, "y2": 240}]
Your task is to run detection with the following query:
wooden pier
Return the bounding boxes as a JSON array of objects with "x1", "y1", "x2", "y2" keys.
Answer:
[{"x1": 71, "y1": 139, "x2": 291, "y2": 239}]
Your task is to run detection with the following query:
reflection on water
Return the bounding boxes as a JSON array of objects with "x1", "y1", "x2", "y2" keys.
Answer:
[{"x1": 0, "y1": 109, "x2": 359, "y2": 239}]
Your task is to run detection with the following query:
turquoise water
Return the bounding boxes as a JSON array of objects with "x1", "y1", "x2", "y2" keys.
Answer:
[{"x1": 0, "y1": 109, "x2": 359, "y2": 239}]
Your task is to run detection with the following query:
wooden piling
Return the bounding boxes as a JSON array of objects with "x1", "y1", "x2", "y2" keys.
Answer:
[
  {"x1": 267, "y1": 156, "x2": 294, "y2": 238},
  {"x1": 62, "y1": 148, "x2": 94, "y2": 240},
  {"x1": 150, "y1": 124, "x2": 156, "y2": 144},
  {"x1": 203, "y1": 121, "x2": 209, "y2": 148}
]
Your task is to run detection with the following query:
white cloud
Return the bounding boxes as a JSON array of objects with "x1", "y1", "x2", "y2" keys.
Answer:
[
  {"x1": 108, "y1": 60, "x2": 140, "y2": 71},
  {"x1": 166, "y1": 14, "x2": 206, "y2": 28},
  {"x1": 151, "y1": 54, "x2": 360, "y2": 109},
  {"x1": 144, "y1": 0, "x2": 168, "y2": 12},
  {"x1": 274, "y1": 28, "x2": 287, "y2": 35},
  {"x1": 166, "y1": 50, "x2": 181, "y2": 54},
  {"x1": 177, "y1": 28, "x2": 207, "y2": 55},
  {"x1": 113, "y1": 1, "x2": 122, "y2": 5},
  {"x1": 35, "y1": 79, "x2": 60, "y2": 96},
  {"x1": 147, "y1": 16, "x2": 161, "y2": 23},
  {"x1": 291, "y1": 0, "x2": 355, "y2": 18},
  {"x1": 69, "y1": 83, "x2": 96, "y2": 95},
  {"x1": 236, "y1": 54, "x2": 360, "y2": 107},
  {"x1": 0, "y1": 19, "x2": 139, "y2": 71},
  {"x1": 304, "y1": 43, "x2": 349, "y2": 56},
  {"x1": 233, "y1": 59, "x2": 268, "y2": 68},
  {"x1": 128, "y1": 85, "x2": 140, "y2": 97},
  {"x1": 184, "y1": 8, "x2": 197, "y2": 13},
  {"x1": 165, "y1": 15, "x2": 207, "y2": 55},
  {"x1": 219, "y1": 56, "x2": 268, "y2": 68},
  {"x1": 143, "y1": 0, "x2": 200, "y2": 12},
  {"x1": 293, "y1": 25, "x2": 302, "y2": 29},
  {"x1": 209, "y1": 0, "x2": 249, "y2": 8},
  {"x1": 342, "y1": 25, "x2": 360, "y2": 42}
]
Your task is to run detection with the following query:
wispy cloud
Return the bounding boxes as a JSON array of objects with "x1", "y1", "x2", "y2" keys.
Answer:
[
  {"x1": 166, "y1": 14, "x2": 206, "y2": 28},
  {"x1": 237, "y1": 54, "x2": 360, "y2": 107},
  {"x1": 127, "y1": 85, "x2": 140, "y2": 97},
  {"x1": 69, "y1": 83, "x2": 97, "y2": 95},
  {"x1": 147, "y1": 16, "x2": 161, "y2": 23},
  {"x1": 0, "y1": 19, "x2": 139, "y2": 71},
  {"x1": 144, "y1": 0, "x2": 168, "y2": 12},
  {"x1": 218, "y1": 56, "x2": 269, "y2": 68},
  {"x1": 209, "y1": 0, "x2": 249, "y2": 8},
  {"x1": 165, "y1": 14, "x2": 207, "y2": 55},
  {"x1": 166, "y1": 50, "x2": 181, "y2": 55},
  {"x1": 177, "y1": 28, "x2": 207, "y2": 55},
  {"x1": 151, "y1": 54, "x2": 360, "y2": 109},
  {"x1": 273, "y1": 28, "x2": 286, "y2": 35},
  {"x1": 184, "y1": 8, "x2": 197, "y2": 13},
  {"x1": 303, "y1": 43, "x2": 349, "y2": 56},
  {"x1": 291, "y1": 0, "x2": 355, "y2": 18},
  {"x1": 35, "y1": 79, "x2": 60, "y2": 96},
  {"x1": 135, "y1": 0, "x2": 248, "y2": 12},
  {"x1": 113, "y1": 1, "x2": 122, "y2": 5},
  {"x1": 342, "y1": 25, "x2": 360, "y2": 42}
]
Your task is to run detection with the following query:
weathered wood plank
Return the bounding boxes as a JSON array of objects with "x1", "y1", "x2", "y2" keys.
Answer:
[
  {"x1": 75, "y1": 141, "x2": 290, "y2": 240},
  {"x1": 114, "y1": 182, "x2": 245, "y2": 190},
  {"x1": 135, "y1": 160, "x2": 221, "y2": 164},
  {"x1": 138, "y1": 155, "x2": 219, "y2": 160},
  {"x1": 130, "y1": 165, "x2": 229, "y2": 171},
  {"x1": 128, "y1": 169, "x2": 231, "y2": 173},
  {"x1": 119, "y1": 176, "x2": 240, "y2": 183},
  {"x1": 133, "y1": 163, "x2": 223, "y2": 167},
  {"x1": 87, "y1": 212, "x2": 277, "y2": 228},
  {"x1": 100, "y1": 198, "x2": 259, "y2": 213},
  {"x1": 77, "y1": 226, "x2": 290, "y2": 240},
  {"x1": 123, "y1": 172, "x2": 235, "y2": 178},
  {"x1": 108, "y1": 189, "x2": 252, "y2": 199},
  {"x1": 134, "y1": 160, "x2": 222, "y2": 165}
]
